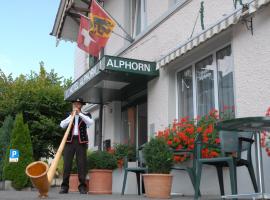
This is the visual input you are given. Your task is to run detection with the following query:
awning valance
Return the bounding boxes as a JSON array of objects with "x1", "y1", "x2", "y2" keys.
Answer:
[
  {"x1": 65, "y1": 55, "x2": 158, "y2": 104},
  {"x1": 156, "y1": 0, "x2": 270, "y2": 69}
]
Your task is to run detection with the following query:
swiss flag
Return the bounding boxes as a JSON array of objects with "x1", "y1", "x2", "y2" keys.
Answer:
[
  {"x1": 77, "y1": 0, "x2": 116, "y2": 57},
  {"x1": 77, "y1": 15, "x2": 101, "y2": 57}
]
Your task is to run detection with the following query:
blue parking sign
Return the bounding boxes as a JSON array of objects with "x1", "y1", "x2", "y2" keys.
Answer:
[{"x1": 9, "y1": 149, "x2": 19, "y2": 162}]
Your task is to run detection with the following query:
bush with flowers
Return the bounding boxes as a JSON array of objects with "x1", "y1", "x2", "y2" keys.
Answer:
[
  {"x1": 106, "y1": 144, "x2": 136, "y2": 168},
  {"x1": 261, "y1": 107, "x2": 270, "y2": 156},
  {"x1": 157, "y1": 108, "x2": 234, "y2": 163}
]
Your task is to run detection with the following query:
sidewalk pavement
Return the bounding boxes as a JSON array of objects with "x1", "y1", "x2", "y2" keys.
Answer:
[{"x1": 0, "y1": 190, "x2": 222, "y2": 200}]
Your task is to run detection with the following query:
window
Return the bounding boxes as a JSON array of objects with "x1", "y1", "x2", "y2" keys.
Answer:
[
  {"x1": 177, "y1": 45, "x2": 234, "y2": 118},
  {"x1": 130, "y1": 0, "x2": 147, "y2": 37},
  {"x1": 195, "y1": 55, "x2": 215, "y2": 116},
  {"x1": 217, "y1": 46, "x2": 235, "y2": 115},
  {"x1": 177, "y1": 67, "x2": 193, "y2": 118}
]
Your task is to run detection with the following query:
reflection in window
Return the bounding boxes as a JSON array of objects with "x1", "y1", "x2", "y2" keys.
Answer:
[
  {"x1": 178, "y1": 67, "x2": 193, "y2": 118},
  {"x1": 195, "y1": 55, "x2": 215, "y2": 116},
  {"x1": 217, "y1": 46, "x2": 235, "y2": 116}
]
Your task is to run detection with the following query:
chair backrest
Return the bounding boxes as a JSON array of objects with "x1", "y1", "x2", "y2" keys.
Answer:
[
  {"x1": 137, "y1": 144, "x2": 146, "y2": 167},
  {"x1": 219, "y1": 130, "x2": 253, "y2": 156}
]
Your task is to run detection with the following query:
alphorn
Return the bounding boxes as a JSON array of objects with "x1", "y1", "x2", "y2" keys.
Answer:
[{"x1": 25, "y1": 111, "x2": 76, "y2": 198}]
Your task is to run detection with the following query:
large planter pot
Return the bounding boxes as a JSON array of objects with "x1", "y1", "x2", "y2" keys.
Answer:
[
  {"x1": 143, "y1": 174, "x2": 173, "y2": 199},
  {"x1": 69, "y1": 174, "x2": 89, "y2": 192},
  {"x1": 69, "y1": 174, "x2": 79, "y2": 192},
  {"x1": 88, "y1": 169, "x2": 112, "y2": 194}
]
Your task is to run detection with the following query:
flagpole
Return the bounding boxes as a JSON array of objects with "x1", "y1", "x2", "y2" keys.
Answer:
[{"x1": 93, "y1": 0, "x2": 134, "y2": 43}]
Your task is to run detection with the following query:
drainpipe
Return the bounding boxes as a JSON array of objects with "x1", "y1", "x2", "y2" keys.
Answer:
[{"x1": 99, "y1": 104, "x2": 103, "y2": 150}]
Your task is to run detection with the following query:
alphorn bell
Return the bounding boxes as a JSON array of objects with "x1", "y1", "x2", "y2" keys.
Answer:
[{"x1": 25, "y1": 111, "x2": 76, "y2": 198}]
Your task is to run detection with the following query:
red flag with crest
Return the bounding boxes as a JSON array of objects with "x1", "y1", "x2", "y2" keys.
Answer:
[{"x1": 77, "y1": 0, "x2": 116, "y2": 57}]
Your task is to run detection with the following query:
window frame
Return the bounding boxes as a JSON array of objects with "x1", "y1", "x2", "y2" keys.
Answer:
[{"x1": 175, "y1": 43, "x2": 234, "y2": 120}]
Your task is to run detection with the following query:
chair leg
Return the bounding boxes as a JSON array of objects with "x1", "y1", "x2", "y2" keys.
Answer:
[
  {"x1": 228, "y1": 161, "x2": 237, "y2": 196},
  {"x1": 187, "y1": 169, "x2": 201, "y2": 196},
  {"x1": 142, "y1": 173, "x2": 145, "y2": 194},
  {"x1": 247, "y1": 164, "x2": 258, "y2": 192},
  {"x1": 194, "y1": 163, "x2": 202, "y2": 200},
  {"x1": 234, "y1": 164, "x2": 238, "y2": 193},
  {"x1": 136, "y1": 172, "x2": 141, "y2": 195},
  {"x1": 216, "y1": 166, "x2": 225, "y2": 196},
  {"x1": 121, "y1": 170, "x2": 128, "y2": 195}
]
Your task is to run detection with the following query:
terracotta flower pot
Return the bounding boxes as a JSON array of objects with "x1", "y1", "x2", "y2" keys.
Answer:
[
  {"x1": 143, "y1": 174, "x2": 173, "y2": 199},
  {"x1": 69, "y1": 174, "x2": 79, "y2": 192},
  {"x1": 88, "y1": 169, "x2": 113, "y2": 194}
]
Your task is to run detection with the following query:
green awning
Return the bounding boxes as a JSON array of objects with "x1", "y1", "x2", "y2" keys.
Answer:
[{"x1": 65, "y1": 55, "x2": 158, "y2": 104}]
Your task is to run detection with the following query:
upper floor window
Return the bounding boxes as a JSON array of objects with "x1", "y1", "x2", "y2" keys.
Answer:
[
  {"x1": 130, "y1": 0, "x2": 147, "y2": 37},
  {"x1": 177, "y1": 45, "x2": 235, "y2": 119}
]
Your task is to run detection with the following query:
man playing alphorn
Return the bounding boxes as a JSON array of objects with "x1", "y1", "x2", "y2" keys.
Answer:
[{"x1": 59, "y1": 98, "x2": 93, "y2": 194}]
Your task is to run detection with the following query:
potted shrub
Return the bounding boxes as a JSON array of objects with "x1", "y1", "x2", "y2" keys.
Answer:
[
  {"x1": 87, "y1": 150, "x2": 117, "y2": 194},
  {"x1": 69, "y1": 159, "x2": 79, "y2": 192},
  {"x1": 113, "y1": 144, "x2": 136, "y2": 168},
  {"x1": 142, "y1": 137, "x2": 174, "y2": 199}
]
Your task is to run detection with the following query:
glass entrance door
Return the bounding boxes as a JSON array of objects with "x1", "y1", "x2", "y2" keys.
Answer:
[{"x1": 121, "y1": 101, "x2": 147, "y2": 148}]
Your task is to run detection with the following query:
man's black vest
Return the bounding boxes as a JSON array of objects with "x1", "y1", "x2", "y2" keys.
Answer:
[{"x1": 67, "y1": 114, "x2": 89, "y2": 144}]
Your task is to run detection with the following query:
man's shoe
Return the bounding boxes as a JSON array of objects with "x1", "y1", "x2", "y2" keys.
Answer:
[
  {"x1": 79, "y1": 187, "x2": 87, "y2": 194},
  {"x1": 59, "y1": 188, "x2": 68, "y2": 194}
]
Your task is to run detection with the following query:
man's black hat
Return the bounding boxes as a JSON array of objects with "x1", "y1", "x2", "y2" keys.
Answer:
[{"x1": 71, "y1": 98, "x2": 85, "y2": 105}]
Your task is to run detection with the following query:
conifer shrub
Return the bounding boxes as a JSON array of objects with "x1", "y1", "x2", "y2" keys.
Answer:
[
  {"x1": 3, "y1": 113, "x2": 33, "y2": 190},
  {"x1": 0, "y1": 115, "x2": 14, "y2": 180}
]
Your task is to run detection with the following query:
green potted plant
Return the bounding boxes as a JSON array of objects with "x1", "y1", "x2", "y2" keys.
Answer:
[
  {"x1": 69, "y1": 159, "x2": 79, "y2": 192},
  {"x1": 114, "y1": 144, "x2": 136, "y2": 168},
  {"x1": 142, "y1": 137, "x2": 174, "y2": 199},
  {"x1": 87, "y1": 150, "x2": 117, "y2": 194}
]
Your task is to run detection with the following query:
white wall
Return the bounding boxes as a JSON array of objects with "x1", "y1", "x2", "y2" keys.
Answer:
[
  {"x1": 233, "y1": 5, "x2": 270, "y2": 117},
  {"x1": 232, "y1": 5, "x2": 270, "y2": 193},
  {"x1": 74, "y1": 47, "x2": 89, "y2": 80},
  {"x1": 85, "y1": 105, "x2": 99, "y2": 151}
]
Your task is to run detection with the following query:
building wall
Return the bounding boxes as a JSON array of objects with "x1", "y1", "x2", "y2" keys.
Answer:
[
  {"x1": 72, "y1": 0, "x2": 270, "y2": 195},
  {"x1": 74, "y1": 47, "x2": 89, "y2": 80},
  {"x1": 104, "y1": 0, "x2": 127, "y2": 56},
  {"x1": 232, "y1": 5, "x2": 270, "y2": 193},
  {"x1": 85, "y1": 105, "x2": 99, "y2": 151},
  {"x1": 233, "y1": 5, "x2": 270, "y2": 117}
]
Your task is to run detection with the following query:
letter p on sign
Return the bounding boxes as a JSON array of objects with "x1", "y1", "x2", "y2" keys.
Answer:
[{"x1": 9, "y1": 149, "x2": 19, "y2": 162}]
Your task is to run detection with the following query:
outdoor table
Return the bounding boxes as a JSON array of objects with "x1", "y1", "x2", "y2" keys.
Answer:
[{"x1": 216, "y1": 116, "x2": 270, "y2": 199}]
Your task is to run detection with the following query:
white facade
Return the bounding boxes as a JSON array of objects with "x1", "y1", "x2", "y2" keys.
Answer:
[{"x1": 63, "y1": 0, "x2": 270, "y2": 195}]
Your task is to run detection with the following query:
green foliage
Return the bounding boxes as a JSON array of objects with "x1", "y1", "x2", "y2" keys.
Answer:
[
  {"x1": 3, "y1": 113, "x2": 34, "y2": 190},
  {"x1": 143, "y1": 138, "x2": 173, "y2": 174},
  {"x1": 114, "y1": 144, "x2": 136, "y2": 161},
  {"x1": 0, "y1": 115, "x2": 14, "y2": 180},
  {"x1": 87, "y1": 151, "x2": 117, "y2": 170},
  {"x1": 0, "y1": 63, "x2": 72, "y2": 160}
]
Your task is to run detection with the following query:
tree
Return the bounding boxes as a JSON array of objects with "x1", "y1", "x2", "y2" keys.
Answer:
[
  {"x1": 3, "y1": 113, "x2": 33, "y2": 190},
  {"x1": 0, "y1": 63, "x2": 72, "y2": 160},
  {"x1": 0, "y1": 115, "x2": 14, "y2": 180}
]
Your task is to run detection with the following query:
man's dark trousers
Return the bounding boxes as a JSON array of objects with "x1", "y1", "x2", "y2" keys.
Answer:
[{"x1": 61, "y1": 136, "x2": 87, "y2": 191}]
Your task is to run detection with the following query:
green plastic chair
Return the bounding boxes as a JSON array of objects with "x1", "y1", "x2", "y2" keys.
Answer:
[
  {"x1": 171, "y1": 133, "x2": 201, "y2": 196},
  {"x1": 194, "y1": 131, "x2": 258, "y2": 199},
  {"x1": 121, "y1": 145, "x2": 147, "y2": 195}
]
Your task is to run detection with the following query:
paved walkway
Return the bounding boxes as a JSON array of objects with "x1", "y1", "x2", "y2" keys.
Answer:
[{"x1": 0, "y1": 190, "x2": 222, "y2": 200}]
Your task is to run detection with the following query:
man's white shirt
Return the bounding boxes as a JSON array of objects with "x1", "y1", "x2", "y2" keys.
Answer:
[{"x1": 60, "y1": 113, "x2": 94, "y2": 135}]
